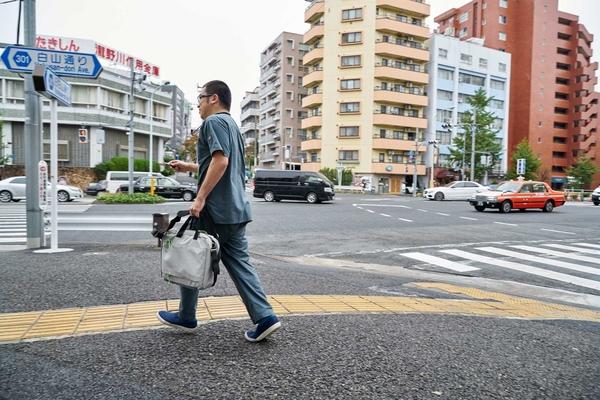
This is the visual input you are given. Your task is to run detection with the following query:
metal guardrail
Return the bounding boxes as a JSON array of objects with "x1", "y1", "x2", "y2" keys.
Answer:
[{"x1": 57, "y1": 216, "x2": 152, "y2": 231}]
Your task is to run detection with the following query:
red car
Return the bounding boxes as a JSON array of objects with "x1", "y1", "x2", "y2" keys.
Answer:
[{"x1": 469, "y1": 180, "x2": 566, "y2": 213}]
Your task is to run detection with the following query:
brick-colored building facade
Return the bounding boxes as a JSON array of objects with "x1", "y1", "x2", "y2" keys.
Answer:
[{"x1": 435, "y1": 0, "x2": 599, "y2": 188}]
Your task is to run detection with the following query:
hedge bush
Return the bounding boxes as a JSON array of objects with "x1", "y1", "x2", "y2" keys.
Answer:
[
  {"x1": 94, "y1": 157, "x2": 173, "y2": 179},
  {"x1": 96, "y1": 193, "x2": 165, "y2": 204}
]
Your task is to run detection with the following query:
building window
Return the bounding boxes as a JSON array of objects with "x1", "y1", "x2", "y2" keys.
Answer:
[
  {"x1": 553, "y1": 136, "x2": 567, "y2": 144},
  {"x1": 310, "y1": 152, "x2": 318, "y2": 162},
  {"x1": 340, "y1": 102, "x2": 360, "y2": 113},
  {"x1": 438, "y1": 48, "x2": 448, "y2": 59},
  {"x1": 460, "y1": 53, "x2": 472, "y2": 65},
  {"x1": 339, "y1": 150, "x2": 359, "y2": 161},
  {"x1": 555, "y1": 92, "x2": 568, "y2": 100},
  {"x1": 499, "y1": 15, "x2": 507, "y2": 24},
  {"x1": 557, "y1": 32, "x2": 571, "y2": 41},
  {"x1": 341, "y1": 55, "x2": 361, "y2": 67},
  {"x1": 438, "y1": 68, "x2": 454, "y2": 81},
  {"x1": 341, "y1": 32, "x2": 362, "y2": 44},
  {"x1": 340, "y1": 79, "x2": 361, "y2": 90},
  {"x1": 339, "y1": 126, "x2": 359, "y2": 137},
  {"x1": 553, "y1": 122, "x2": 567, "y2": 129},
  {"x1": 490, "y1": 79, "x2": 505, "y2": 90},
  {"x1": 490, "y1": 99, "x2": 504, "y2": 109},
  {"x1": 556, "y1": 48, "x2": 570, "y2": 55},
  {"x1": 436, "y1": 131, "x2": 452, "y2": 145},
  {"x1": 436, "y1": 109, "x2": 453, "y2": 122},
  {"x1": 342, "y1": 8, "x2": 362, "y2": 21},
  {"x1": 459, "y1": 72, "x2": 485, "y2": 86},
  {"x1": 437, "y1": 90, "x2": 453, "y2": 101},
  {"x1": 286, "y1": 91, "x2": 294, "y2": 100},
  {"x1": 458, "y1": 93, "x2": 474, "y2": 104},
  {"x1": 499, "y1": 32, "x2": 507, "y2": 41},
  {"x1": 492, "y1": 118, "x2": 503, "y2": 129},
  {"x1": 499, "y1": 0, "x2": 508, "y2": 8},
  {"x1": 459, "y1": 12, "x2": 469, "y2": 23},
  {"x1": 498, "y1": 62, "x2": 507, "y2": 72},
  {"x1": 554, "y1": 107, "x2": 568, "y2": 114},
  {"x1": 556, "y1": 62, "x2": 570, "y2": 70},
  {"x1": 479, "y1": 58, "x2": 488, "y2": 68},
  {"x1": 72, "y1": 86, "x2": 97, "y2": 105},
  {"x1": 286, "y1": 56, "x2": 294, "y2": 66},
  {"x1": 287, "y1": 39, "x2": 295, "y2": 49},
  {"x1": 286, "y1": 74, "x2": 294, "y2": 83},
  {"x1": 459, "y1": 27, "x2": 468, "y2": 38},
  {"x1": 43, "y1": 140, "x2": 70, "y2": 161},
  {"x1": 102, "y1": 89, "x2": 124, "y2": 111}
]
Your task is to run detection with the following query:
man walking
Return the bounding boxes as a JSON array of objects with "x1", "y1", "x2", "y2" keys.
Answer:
[{"x1": 157, "y1": 80, "x2": 280, "y2": 342}]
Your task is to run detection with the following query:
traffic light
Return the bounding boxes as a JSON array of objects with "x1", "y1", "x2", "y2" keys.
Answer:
[{"x1": 78, "y1": 128, "x2": 88, "y2": 144}]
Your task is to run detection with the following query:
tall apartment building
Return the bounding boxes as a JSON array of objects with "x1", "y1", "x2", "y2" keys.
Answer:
[
  {"x1": 435, "y1": 0, "x2": 599, "y2": 188},
  {"x1": 257, "y1": 32, "x2": 308, "y2": 170},
  {"x1": 301, "y1": 0, "x2": 431, "y2": 193},
  {"x1": 427, "y1": 33, "x2": 511, "y2": 181},
  {"x1": 240, "y1": 88, "x2": 260, "y2": 168}
]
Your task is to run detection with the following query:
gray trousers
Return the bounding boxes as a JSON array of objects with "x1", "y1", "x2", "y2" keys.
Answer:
[{"x1": 178, "y1": 223, "x2": 275, "y2": 324}]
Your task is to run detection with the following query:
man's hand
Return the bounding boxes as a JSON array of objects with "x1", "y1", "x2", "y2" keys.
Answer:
[
  {"x1": 168, "y1": 160, "x2": 192, "y2": 173},
  {"x1": 190, "y1": 196, "x2": 205, "y2": 218}
]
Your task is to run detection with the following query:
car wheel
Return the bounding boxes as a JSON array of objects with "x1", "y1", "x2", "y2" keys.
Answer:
[
  {"x1": 474, "y1": 205, "x2": 485, "y2": 212},
  {"x1": 57, "y1": 190, "x2": 70, "y2": 202},
  {"x1": 0, "y1": 190, "x2": 13, "y2": 203},
  {"x1": 593, "y1": 201, "x2": 599, "y2": 206},
  {"x1": 182, "y1": 191, "x2": 194, "y2": 202},
  {"x1": 434, "y1": 192, "x2": 445, "y2": 201},
  {"x1": 499, "y1": 200, "x2": 512, "y2": 213},
  {"x1": 306, "y1": 192, "x2": 318, "y2": 204},
  {"x1": 11, "y1": 199, "x2": 21, "y2": 202},
  {"x1": 263, "y1": 191, "x2": 275, "y2": 202},
  {"x1": 542, "y1": 200, "x2": 554, "y2": 213}
]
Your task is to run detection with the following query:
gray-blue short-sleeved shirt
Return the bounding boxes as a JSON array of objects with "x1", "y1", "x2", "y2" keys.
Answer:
[{"x1": 197, "y1": 112, "x2": 252, "y2": 225}]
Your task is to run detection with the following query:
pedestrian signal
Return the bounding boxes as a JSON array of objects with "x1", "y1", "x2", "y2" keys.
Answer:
[{"x1": 78, "y1": 128, "x2": 88, "y2": 144}]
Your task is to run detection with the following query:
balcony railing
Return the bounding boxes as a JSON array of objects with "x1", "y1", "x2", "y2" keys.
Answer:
[
  {"x1": 376, "y1": 14, "x2": 428, "y2": 28},
  {"x1": 373, "y1": 158, "x2": 425, "y2": 164},
  {"x1": 375, "y1": 61, "x2": 425, "y2": 73},
  {"x1": 376, "y1": 37, "x2": 427, "y2": 50},
  {"x1": 375, "y1": 86, "x2": 425, "y2": 96},
  {"x1": 373, "y1": 131, "x2": 424, "y2": 141},
  {"x1": 375, "y1": 108, "x2": 423, "y2": 118}
]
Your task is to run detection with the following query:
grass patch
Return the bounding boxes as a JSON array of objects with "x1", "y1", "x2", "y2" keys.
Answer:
[{"x1": 96, "y1": 193, "x2": 165, "y2": 204}]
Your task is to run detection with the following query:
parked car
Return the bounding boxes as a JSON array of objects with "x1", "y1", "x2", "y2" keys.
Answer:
[
  {"x1": 592, "y1": 185, "x2": 600, "y2": 206},
  {"x1": 105, "y1": 171, "x2": 164, "y2": 193},
  {"x1": 469, "y1": 180, "x2": 566, "y2": 213},
  {"x1": 0, "y1": 176, "x2": 83, "y2": 203},
  {"x1": 253, "y1": 170, "x2": 335, "y2": 203},
  {"x1": 424, "y1": 181, "x2": 487, "y2": 201},
  {"x1": 85, "y1": 180, "x2": 108, "y2": 196},
  {"x1": 117, "y1": 176, "x2": 197, "y2": 201}
]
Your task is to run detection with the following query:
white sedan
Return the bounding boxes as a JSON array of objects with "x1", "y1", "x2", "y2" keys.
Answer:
[
  {"x1": 0, "y1": 176, "x2": 83, "y2": 203},
  {"x1": 424, "y1": 181, "x2": 487, "y2": 201}
]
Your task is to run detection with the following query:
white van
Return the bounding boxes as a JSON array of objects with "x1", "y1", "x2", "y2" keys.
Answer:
[{"x1": 105, "y1": 171, "x2": 163, "y2": 193}]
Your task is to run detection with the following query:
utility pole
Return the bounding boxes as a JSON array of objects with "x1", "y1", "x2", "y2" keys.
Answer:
[
  {"x1": 470, "y1": 111, "x2": 477, "y2": 181},
  {"x1": 127, "y1": 58, "x2": 135, "y2": 194},
  {"x1": 412, "y1": 140, "x2": 418, "y2": 197},
  {"x1": 24, "y1": 0, "x2": 43, "y2": 248}
]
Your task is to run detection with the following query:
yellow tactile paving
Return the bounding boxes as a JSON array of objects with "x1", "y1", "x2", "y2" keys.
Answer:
[{"x1": 1, "y1": 283, "x2": 600, "y2": 344}]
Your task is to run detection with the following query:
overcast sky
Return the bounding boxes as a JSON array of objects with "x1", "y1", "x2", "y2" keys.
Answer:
[{"x1": 0, "y1": 0, "x2": 598, "y2": 127}]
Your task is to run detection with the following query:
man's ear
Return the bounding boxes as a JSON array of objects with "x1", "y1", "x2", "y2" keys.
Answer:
[{"x1": 210, "y1": 94, "x2": 219, "y2": 105}]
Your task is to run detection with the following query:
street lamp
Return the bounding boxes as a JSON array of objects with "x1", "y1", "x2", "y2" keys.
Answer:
[
  {"x1": 470, "y1": 111, "x2": 477, "y2": 182},
  {"x1": 148, "y1": 81, "x2": 172, "y2": 176}
]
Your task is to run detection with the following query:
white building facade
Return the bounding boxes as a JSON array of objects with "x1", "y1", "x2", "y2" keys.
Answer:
[{"x1": 426, "y1": 33, "x2": 511, "y2": 180}]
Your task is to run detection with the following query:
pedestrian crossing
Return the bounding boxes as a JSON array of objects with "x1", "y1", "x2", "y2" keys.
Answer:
[{"x1": 399, "y1": 242, "x2": 600, "y2": 294}]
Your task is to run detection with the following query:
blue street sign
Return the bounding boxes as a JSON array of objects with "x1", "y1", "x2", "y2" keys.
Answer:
[
  {"x1": 44, "y1": 68, "x2": 71, "y2": 107},
  {"x1": 1, "y1": 46, "x2": 102, "y2": 79}
]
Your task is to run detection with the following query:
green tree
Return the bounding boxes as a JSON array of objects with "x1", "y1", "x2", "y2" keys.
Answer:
[
  {"x1": 567, "y1": 156, "x2": 597, "y2": 189},
  {"x1": 506, "y1": 139, "x2": 542, "y2": 180},
  {"x1": 447, "y1": 88, "x2": 503, "y2": 181},
  {"x1": 318, "y1": 167, "x2": 352, "y2": 185}
]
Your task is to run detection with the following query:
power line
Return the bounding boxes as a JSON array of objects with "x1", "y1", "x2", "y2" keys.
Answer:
[{"x1": 0, "y1": 0, "x2": 20, "y2": 5}]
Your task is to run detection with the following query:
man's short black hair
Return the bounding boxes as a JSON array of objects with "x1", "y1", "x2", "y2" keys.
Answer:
[{"x1": 203, "y1": 80, "x2": 231, "y2": 111}]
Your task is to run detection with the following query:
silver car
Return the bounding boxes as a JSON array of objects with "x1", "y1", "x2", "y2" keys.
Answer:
[
  {"x1": 0, "y1": 176, "x2": 83, "y2": 203},
  {"x1": 424, "y1": 181, "x2": 487, "y2": 201}
]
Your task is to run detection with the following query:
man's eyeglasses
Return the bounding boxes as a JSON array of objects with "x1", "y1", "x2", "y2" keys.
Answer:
[{"x1": 197, "y1": 94, "x2": 211, "y2": 102}]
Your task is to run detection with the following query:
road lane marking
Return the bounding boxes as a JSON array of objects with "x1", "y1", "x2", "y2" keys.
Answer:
[
  {"x1": 417, "y1": 209, "x2": 428, "y2": 213},
  {"x1": 460, "y1": 217, "x2": 478, "y2": 221},
  {"x1": 379, "y1": 213, "x2": 391, "y2": 217},
  {"x1": 0, "y1": 232, "x2": 25, "y2": 237},
  {"x1": 493, "y1": 222, "x2": 518, "y2": 226},
  {"x1": 543, "y1": 244, "x2": 600, "y2": 255},
  {"x1": 573, "y1": 243, "x2": 600, "y2": 249},
  {"x1": 398, "y1": 218, "x2": 413, "y2": 222},
  {"x1": 441, "y1": 249, "x2": 600, "y2": 291},
  {"x1": 0, "y1": 237, "x2": 26, "y2": 243},
  {"x1": 436, "y1": 212, "x2": 450, "y2": 216},
  {"x1": 511, "y1": 245, "x2": 600, "y2": 265},
  {"x1": 541, "y1": 228, "x2": 576, "y2": 235},
  {"x1": 476, "y1": 247, "x2": 600, "y2": 276},
  {"x1": 353, "y1": 204, "x2": 412, "y2": 209},
  {"x1": 366, "y1": 209, "x2": 375, "y2": 213},
  {"x1": 356, "y1": 206, "x2": 364, "y2": 210},
  {"x1": 401, "y1": 252, "x2": 479, "y2": 272}
]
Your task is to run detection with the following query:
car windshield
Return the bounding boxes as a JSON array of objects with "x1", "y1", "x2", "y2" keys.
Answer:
[
  {"x1": 495, "y1": 181, "x2": 521, "y2": 193},
  {"x1": 444, "y1": 182, "x2": 456, "y2": 187}
]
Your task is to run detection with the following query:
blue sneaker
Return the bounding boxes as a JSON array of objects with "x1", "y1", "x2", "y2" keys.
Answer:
[
  {"x1": 156, "y1": 311, "x2": 198, "y2": 333},
  {"x1": 244, "y1": 315, "x2": 281, "y2": 342}
]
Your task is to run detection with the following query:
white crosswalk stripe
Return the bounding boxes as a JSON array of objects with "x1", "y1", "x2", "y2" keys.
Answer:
[
  {"x1": 398, "y1": 242, "x2": 600, "y2": 293},
  {"x1": 0, "y1": 212, "x2": 28, "y2": 248}
]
